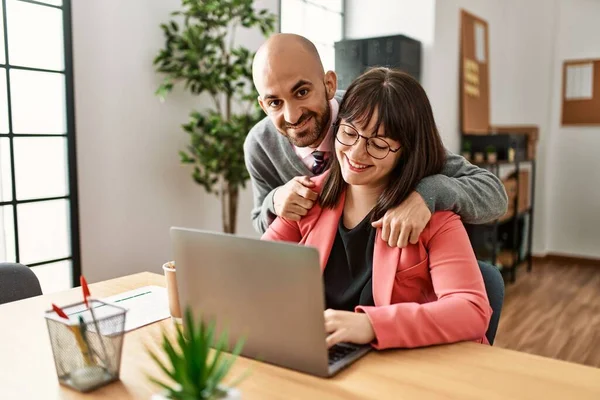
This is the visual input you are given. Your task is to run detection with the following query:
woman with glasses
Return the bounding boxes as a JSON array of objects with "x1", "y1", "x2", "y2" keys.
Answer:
[{"x1": 262, "y1": 67, "x2": 492, "y2": 350}]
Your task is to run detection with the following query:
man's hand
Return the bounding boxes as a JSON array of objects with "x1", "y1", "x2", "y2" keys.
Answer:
[
  {"x1": 273, "y1": 176, "x2": 319, "y2": 221},
  {"x1": 324, "y1": 309, "x2": 375, "y2": 348},
  {"x1": 371, "y1": 191, "x2": 432, "y2": 248}
]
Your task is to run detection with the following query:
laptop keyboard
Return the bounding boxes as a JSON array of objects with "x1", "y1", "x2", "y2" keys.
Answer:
[{"x1": 328, "y1": 344, "x2": 358, "y2": 365}]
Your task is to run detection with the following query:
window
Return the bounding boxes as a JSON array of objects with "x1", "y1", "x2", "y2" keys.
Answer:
[
  {"x1": 0, "y1": 0, "x2": 80, "y2": 293},
  {"x1": 280, "y1": 0, "x2": 344, "y2": 72}
]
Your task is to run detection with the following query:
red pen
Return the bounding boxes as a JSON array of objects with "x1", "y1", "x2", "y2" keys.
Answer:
[
  {"x1": 80, "y1": 275, "x2": 91, "y2": 308},
  {"x1": 79, "y1": 275, "x2": 109, "y2": 364},
  {"x1": 52, "y1": 303, "x2": 69, "y2": 320}
]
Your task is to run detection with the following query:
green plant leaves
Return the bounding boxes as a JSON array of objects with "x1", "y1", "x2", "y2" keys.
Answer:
[
  {"x1": 180, "y1": 110, "x2": 260, "y2": 191},
  {"x1": 153, "y1": 0, "x2": 276, "y2": 98},
  {"x1": 147, "y1": 308, "x2": 247, "y2": 400},
  {"x1": 153, "y1": 0, "x2": 276, "y2": 199}
]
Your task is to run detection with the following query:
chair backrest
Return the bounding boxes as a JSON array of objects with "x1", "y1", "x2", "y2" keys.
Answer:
[
  {"x1": 0, "y1": 263, "x2": 43, "y2": 305},
  {"x1": 477, "y1": 261, "x2": 505, "y2": 345}
]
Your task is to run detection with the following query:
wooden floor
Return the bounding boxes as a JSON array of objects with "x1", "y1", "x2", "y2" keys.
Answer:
[{"x1": 495, "y1": 258, "x2": 600, "y2": 368}]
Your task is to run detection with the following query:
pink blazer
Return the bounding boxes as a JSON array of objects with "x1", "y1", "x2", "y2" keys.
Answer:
[{"x1": 261, "y1": 174, "x2": 492, "y2": 350}]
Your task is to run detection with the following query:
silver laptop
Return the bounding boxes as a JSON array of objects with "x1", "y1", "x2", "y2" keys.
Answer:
[{"x1": 170, "y1": 227, "x2": 371, "y2": 377}]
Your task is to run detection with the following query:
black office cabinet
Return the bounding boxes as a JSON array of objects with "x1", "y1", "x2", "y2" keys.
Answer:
[{"x1": 334, "y1": 34, "x2": 422, "y2": 89}]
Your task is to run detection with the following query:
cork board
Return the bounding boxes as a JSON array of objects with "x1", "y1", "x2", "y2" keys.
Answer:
[
  {"x1": 460, "y1": 10, "x2": 490, "y2": 134},
  {"x1": 561, "y1": 59, "x2": 600, "y2": 126}
]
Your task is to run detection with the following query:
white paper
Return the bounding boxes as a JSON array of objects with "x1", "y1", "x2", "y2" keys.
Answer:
[
  {"x1": 566, "y1": 63, "x2": 594, "y2": 100},
  {"x1": 474, "y1": 22, "x2": 486, "y2": 63},
  {"x1": 102, "y1": 286, "x2": 170, "y2": 332},
  {"x1": 566, "y1": 65, "x2": 576, "y2": 99},
  {"x1": 580, "y1": 63, "x2": 594, "y2": 99},
  {"x1": 65, "y1": 286, "x2": 170, "y2": 332}
]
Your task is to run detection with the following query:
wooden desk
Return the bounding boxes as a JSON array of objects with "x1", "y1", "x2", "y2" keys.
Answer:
[{"x1": 1, "y1": 272, "x2": 600, "y2": 399}]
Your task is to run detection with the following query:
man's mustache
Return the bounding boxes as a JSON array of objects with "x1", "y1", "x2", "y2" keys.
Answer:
[{"x1": 285, "y1": 113, "x2": 314, "y2": 129}]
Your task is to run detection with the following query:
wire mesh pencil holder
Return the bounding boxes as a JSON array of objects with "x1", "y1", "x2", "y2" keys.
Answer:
[{"x1": 45, "y1": 299, "x2": 128, "y2": 392}]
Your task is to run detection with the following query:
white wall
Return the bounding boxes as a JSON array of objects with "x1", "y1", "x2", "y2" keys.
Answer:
[
  {"x1": 429, "y1": 0, "x2": 499, "y2": 153},
  {"x1": 344, "y1": 0, "x2": 556, "y2": 155},
  {"x1": 429, "y1": 0, "x2": 600, "y2": 258},
  {"x1": 344, "y1": 0, "x2": 436, "y2": 133},
  {"x1": 546, "y1": 0, "x2": 600, "y2": 258},
  {"x1": 344, "y1": 0, "x2": 559, "y2": 255},
  {"x1": 72, "y1": 0, "x2": 277, "y2": 283},
  {"x1": 432, "y1": 0, "x2": 558, "y2": 256}
]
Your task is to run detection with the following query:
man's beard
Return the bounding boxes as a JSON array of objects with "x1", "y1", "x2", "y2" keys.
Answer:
[{"x1": 283, "y1": 102, "x2": 331, "y2": 148}]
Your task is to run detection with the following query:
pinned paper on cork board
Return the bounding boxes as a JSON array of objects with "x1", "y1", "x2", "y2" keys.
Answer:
[
  {"x1": 561, "y1": 59, "x2": 600, "y2": 126},
  {"x1": 460, "y1": 10, "x2": 490, "y2": 134}
]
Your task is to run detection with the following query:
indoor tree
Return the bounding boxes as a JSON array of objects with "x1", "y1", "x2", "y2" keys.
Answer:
[{"x1": 154, "y1": 0, "x2": 276, "y2": 233}]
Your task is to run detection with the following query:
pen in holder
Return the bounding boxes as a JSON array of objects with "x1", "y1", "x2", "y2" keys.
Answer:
[{"x1": 45, "y1": 299, "x2": 128, "y2": 392}]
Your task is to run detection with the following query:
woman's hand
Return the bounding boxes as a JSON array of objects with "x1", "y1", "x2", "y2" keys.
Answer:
[{"x1": 324, "y1": 309, "x2": 375, "y2": 348}]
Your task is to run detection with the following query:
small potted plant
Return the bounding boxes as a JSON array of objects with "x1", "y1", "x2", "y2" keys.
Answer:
[
  {"x1": 486, "y1": 145, "x2": 497, "y2": 163},
  {"x1": 461, "y1": 140, "x2": 472, "y2": 160},
  {"x1": 473, "y1": 150, "x2": 485, "y2": 163},
  {"x1": 147, "y1": 308, "x2": 247, "y2": 400}
]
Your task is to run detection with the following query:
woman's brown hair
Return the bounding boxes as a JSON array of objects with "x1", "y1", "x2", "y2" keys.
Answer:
[{"x1": 320, "y1": 67, "x2": 446, "y2": 220}]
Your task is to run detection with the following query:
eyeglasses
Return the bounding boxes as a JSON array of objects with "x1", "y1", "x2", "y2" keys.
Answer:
[{"x1": 334, "y1": 123, "x2": 401, "y2": 160}]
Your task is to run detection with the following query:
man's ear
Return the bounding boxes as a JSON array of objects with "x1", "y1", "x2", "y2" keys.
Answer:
[
  {"x1": 257, "y1": 96, "x2": 268, "y2": 115},
  {"x1": 324, "y1": 70, "x2": 338, "y2": 100}
]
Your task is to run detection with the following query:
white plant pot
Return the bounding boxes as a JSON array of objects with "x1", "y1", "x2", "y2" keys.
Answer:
[{"x1": 151, "y1": 386, "x2": 242, "y2": 400}]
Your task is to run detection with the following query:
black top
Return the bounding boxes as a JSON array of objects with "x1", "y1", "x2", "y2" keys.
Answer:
[{"x1": 323, "y1": 213, "x2": 376, "y2": 311}]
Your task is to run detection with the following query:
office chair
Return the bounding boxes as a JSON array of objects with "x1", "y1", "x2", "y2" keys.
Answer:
[
  {"x1": 0, "y1": 262, "x2": 43, "y2": 305},
  {"x1": 477, "y1": 261, "x2": 505, "y2": 345}
]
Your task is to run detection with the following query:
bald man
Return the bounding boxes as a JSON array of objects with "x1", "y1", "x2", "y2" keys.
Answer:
[{"x1": 244, "y1": 33, "x2": 508, "y2": 247}]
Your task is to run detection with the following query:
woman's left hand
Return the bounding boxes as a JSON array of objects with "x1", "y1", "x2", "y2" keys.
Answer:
[{"x1": 324, "y1": 309, "x2": 375, "y2": 348}]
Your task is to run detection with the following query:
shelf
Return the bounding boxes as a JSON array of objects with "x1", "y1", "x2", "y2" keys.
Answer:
[
  {"x1": 472, "y1": 159, "x2": 535, "y2": 167},
  {"x1": 462, "y1": 137, "x2": 536, "y2": 285},
  {"x1": 496, "y1": 250, "x2": 530, "y2": 270},
  {"x1": 469, "y1": 207, "x2": 531, "y2": 227},
  {"x1": 499, "y1": 207, "x2": 532, "y2": 223},
  {"x1": 499, "y1": 259, "x2": 529, "y2": 272}
]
